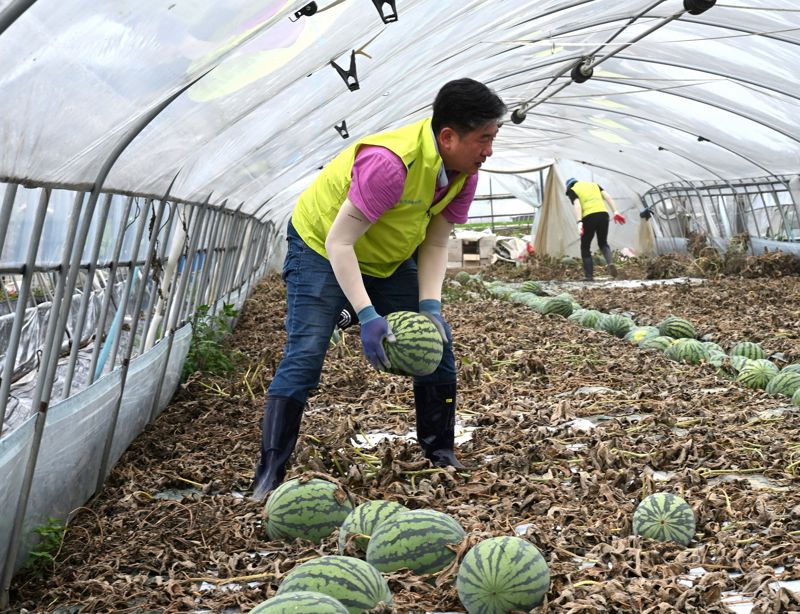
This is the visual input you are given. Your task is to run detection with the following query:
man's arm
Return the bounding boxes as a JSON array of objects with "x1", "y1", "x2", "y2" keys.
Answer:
[
  {"x1": 325, "y1": 199, "x2": 372, "y2": 312},
  {"x1": 417, "y1": 213, "x2": 452, "y2": 304}
]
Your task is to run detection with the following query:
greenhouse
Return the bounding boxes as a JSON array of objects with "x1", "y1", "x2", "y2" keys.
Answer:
[{"x1": 1, "y1": 0, "x2": 799, "y2": 611}]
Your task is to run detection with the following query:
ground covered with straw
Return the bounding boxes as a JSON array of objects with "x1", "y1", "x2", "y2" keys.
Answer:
[{"x1": 8, "y1": 259, "x2": 800, "y2": 613}]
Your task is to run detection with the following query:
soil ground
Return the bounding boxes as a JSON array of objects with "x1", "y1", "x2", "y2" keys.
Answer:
[{"x1": 8, "y1": 254, "x2": 800, "y2": 614}]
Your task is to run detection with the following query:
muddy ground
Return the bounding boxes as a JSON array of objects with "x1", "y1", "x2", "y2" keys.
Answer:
[{"x1": 8, "y1": 257, "x2": 800, "y2": 614}]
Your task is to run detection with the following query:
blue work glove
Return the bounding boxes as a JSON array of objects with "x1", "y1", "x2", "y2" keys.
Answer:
[
  {"x1": 357, "y1": 306, "x2": 395, "y2": 371},
  {"x1": 419, "y1": 299, "x2": 448, "y2": 343}
]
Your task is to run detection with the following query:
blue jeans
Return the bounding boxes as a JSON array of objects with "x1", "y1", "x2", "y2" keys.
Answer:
[{"x1": 268, "y1": 222, "x2": 457, "y2": 403}]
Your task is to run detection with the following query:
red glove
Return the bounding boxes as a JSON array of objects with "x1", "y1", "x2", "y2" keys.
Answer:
[{"x1": 613, "y1": 212, "x2": 626, "y2": 224}]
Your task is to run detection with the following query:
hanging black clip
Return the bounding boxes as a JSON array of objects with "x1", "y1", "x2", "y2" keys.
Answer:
[
  {"x1": 510, "y1": 108, "x2": 527, "y2": 124},
  {"x1": 330, "y1": 50, "x2": 360, "y2": 91},
  {"x1": 683, "y1": 0, "x2": 716, "y2": 15},
  {"x1": 372, "y1": 0, "x2": 398, "y2": 23},
  {"x1": 570, "y1": 56, "x2": 594, "y2": 84},
  {"x1": 289, "y1": 1, "x2": 317, "y2": 22},
  {"x1": 335, "y1": 120, "x2": 349, "y2": 139}
]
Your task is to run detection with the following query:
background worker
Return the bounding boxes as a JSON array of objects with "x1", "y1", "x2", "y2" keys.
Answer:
[
  {"x1": 566, "y1": 177, "x2": 626, "y2": 281},
  {"x1": 253, "y1": 78, "x2": 506, "y2": 500}
]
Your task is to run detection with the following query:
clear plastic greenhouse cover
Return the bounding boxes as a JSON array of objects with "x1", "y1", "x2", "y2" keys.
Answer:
[{"x1": 0, "y1": 0, "x2": 798, "y2": 218}]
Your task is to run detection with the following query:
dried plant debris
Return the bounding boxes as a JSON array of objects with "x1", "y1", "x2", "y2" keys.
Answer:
[{"x1": 9, "y1": 272, "x2": 800, "y2": 613}]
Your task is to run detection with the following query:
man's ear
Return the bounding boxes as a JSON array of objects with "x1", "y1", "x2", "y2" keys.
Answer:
[{"x1": 437, "y1": 126, "x2": 457, "y2": 152}]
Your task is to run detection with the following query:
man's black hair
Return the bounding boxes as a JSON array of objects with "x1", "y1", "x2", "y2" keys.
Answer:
[{"x1": 431, "y1": 78, "x2": 506, "y2": 136}]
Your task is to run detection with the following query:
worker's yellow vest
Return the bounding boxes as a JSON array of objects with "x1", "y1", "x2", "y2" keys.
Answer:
[
  {"x1": 291, "y1": 118, "x2": 468, "y2": 278},
  {"x1": 572, "y1": 181, "x2": 607, "y2": 218}
]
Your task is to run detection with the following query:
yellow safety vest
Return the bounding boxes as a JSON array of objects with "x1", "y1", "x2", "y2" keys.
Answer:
[
  {"x1": 291, "y1": 118, "x2": 468, "y2": 277},
  {"x1": 572, "y1": 181, "x2": 607, "y2": 218}
]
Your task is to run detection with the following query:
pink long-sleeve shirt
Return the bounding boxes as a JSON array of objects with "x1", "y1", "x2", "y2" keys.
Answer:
[{"x1": 347, "y1": 145, "x2": 477, "y2": 224}]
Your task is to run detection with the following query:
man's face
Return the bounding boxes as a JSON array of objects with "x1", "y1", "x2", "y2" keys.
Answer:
[{"x1": 439, "y1": 121, "x2": 500, "y2": 175}]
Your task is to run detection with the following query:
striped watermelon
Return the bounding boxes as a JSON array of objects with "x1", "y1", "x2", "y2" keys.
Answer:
[
  {"x1": 792, "y1": 387, "x2": 800, "y2": 407},
  {"x1": 639, "y1": 335, "x2": 676, "y2": 351},
  {"x1": 578, "y1": 310, "x2": 603, "y2": 329},
  {"x1": 632, "y1": 492, "x2": 695, "y2": 546},
  {"x1": 702, "y1": 341, "x2": 724, "y2": 355},
  {"x1": 484, "y1": 282, "x2": 513, "y2": 299},
  {"x1": 664, "y1": 338, "x2": 707, "y2": 364},
  {"x1": 276, "y1": 556, "x2": 392, "y2": 614},
  {"x1": 781, "y1": 364, "x2": 800, "y2": 375},
  {"x1": 264, "y1": 478, "x2": 353, "y2": 543},
  {"x1": 567, "y1": 309, "x2": 587, "y2": 322},
  {"x1": 729, "y1": 341, "x2": 766, "y2": 360},
  {"x1": 384, "y1": 311, "x2": 443, "y2": 377},
  {"x1": 542, "y1": 296, "x2": 573, "y2": 317},
  {"x1": 598, "y1": 314, "x2": 635, "y2": 338},
  {"x1": 657, "y1": 316, "x2": 696, "y2": 339},
  {"x1": 736, "y1": 359, "x2": 779, "y2": 390},
  {"x1": 366, "y1": 509, "x2": 466, "y2": 575},
  {"x1": 765, "y1": 371, "x2": 800, "y2": 397},
  {"x1": 521, "y1": 280, "x2": 545, "y2": 295},
  {"x1": 249, "y1": 591, "x2": 349, "y2": 613},
  {"x1": 338, "y1": 500, "x2": 409, "y2": 555},
  {"x1": 456, "y1": 536, "x2": 550, "y2": 614},
  {"x1": 625, "y1": 326, "x2": 660, "y2": 344}
]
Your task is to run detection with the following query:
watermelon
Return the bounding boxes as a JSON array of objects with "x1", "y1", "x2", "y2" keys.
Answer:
[
  {"x1": 521, "y1": 280, "x2": 545, "y2": 295},
  {"x1": 249, "y1": 591, "x2": 349, "y2": 614},
  {"x1": 578, "y1": 310, "x2": 604, "y2": 329},
  {"x1": 338, "y1": 500, "x2": 409, "y2": 555},
  {"x1": 664, "y1": 338, "x2": 707, "y2": 364},
  {"x1": 736, "y1": 359, "x2": 779, "y2": 390},
  {"x1": 765, "y1": 370, "x2": 800, "y2": 397},
  {"x1": 625, "y1": 326, "x2": 660, "y2": 344},
  {"x1": 567, "y1": 309, "x2": 587, "y2": 322},
  {"x1": 383, "y1": 311, "x2": 444, "y2": 377},
  {"x1": 276, "y1": 556, "x2": 392, "y2": 614},
  {"x1": 456, "y1": 536, "x2": 550, "y2": 614},
  {"x1": 632, "y1": 492, "x2": 695, "y2": 546},
  {"x1": 454, "y1": 271, "x2": 472, "y2": 284},
  {"x1": 792, "y1": 387, "x2": 800, "y2": 407},
  {"x1": 701, "y1": 341, "x2": 724, "y2": 355},
  {"x1": 657, "y1": 316, "x2": 696, "y2": 339},
  {"x1": 264, "y1": 478, "x2": 353, "y2": 543},
  {"x1": 598, "y1": 314, "x2": 635, "y2": 338},
  {"x1": 484, "y1": 282, "x2": 513, "y2": 299},
  {"x1": 639, "y1": 335, "x2": 676, "y2": 351},
  {"x1": 781, "y1": 364, "x2": 800, "y2": 375},
  {"x1": 366, "y1": 509, "x2": 465, "y2": 575},
  {"x1": 729, "y1": 341, "x2": 766, "y2": 360},
  {"x1": 542, "y1": 296, "x2": 573, "y2": 317}
]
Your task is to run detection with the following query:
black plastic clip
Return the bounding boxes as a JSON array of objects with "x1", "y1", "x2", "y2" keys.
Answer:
[
  {"x1": 570, "y1": 57, "x2": 594, "y2": 84},
  {"x1": 289, "y1": 2, "x2": 317, "y2": 21},
  {"x1": 683, "y1": 0, "x2": 716, "y2": 15},
  {"x1": 330, "y1": 50, "x2": 360, "y2": 91},
  {"x1": 510, "y1": 109, "x2": 527, "y2": 124},
  {"x1": 334, "y1": 120, "x2": 349, "y2": 139},
  {"x1": 372, "y1": 0, "x2": 398, "y2": 23}
]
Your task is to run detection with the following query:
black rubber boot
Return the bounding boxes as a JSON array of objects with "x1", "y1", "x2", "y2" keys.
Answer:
[
  {"x1": 601, "y1": 246, "x2": 618, "y2": 277},
  {"x1": 582, "y1": 257, "x2": 594, "y2": 281},
  {"x1": 413, "y1": 382, "x2": 465, "y2": 469},
  {"x1": 252, "y1": 396, "x2": 305, "y2": 501}
]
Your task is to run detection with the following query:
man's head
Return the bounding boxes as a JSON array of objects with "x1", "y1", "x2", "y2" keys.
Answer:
[
  {"x1": 432, "y1": 78, "x2": 506, "y2": 175},
  {"x1": 566, "y1": 178, "x2": 578, "y2": 189}
]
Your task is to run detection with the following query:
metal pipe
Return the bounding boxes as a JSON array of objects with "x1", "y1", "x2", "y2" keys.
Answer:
[
  {"x1": 0, "y1": 183, "x2": 19, "y2": 261},
  {"x1": 138, "y1": 201, "x2": 178, "y2": 356},
  {"x1": 88, "y1": 196, "x2": 134, "y2": 383},
  {"x1": 95, "y1": 193, "x2": 170, "y2": 491},
  {"x1": 106, "y1": 199, "x2": 151, "y2": 374},
  {"x1": 149, "y1": 195, "x2": 211, "y2": 422},
  {"x1": 60, "y1": 193, "x2": 115, "y2": 398},
  {"x1": 0, "y1": 188, "x2": 51, "y2": 433}
]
